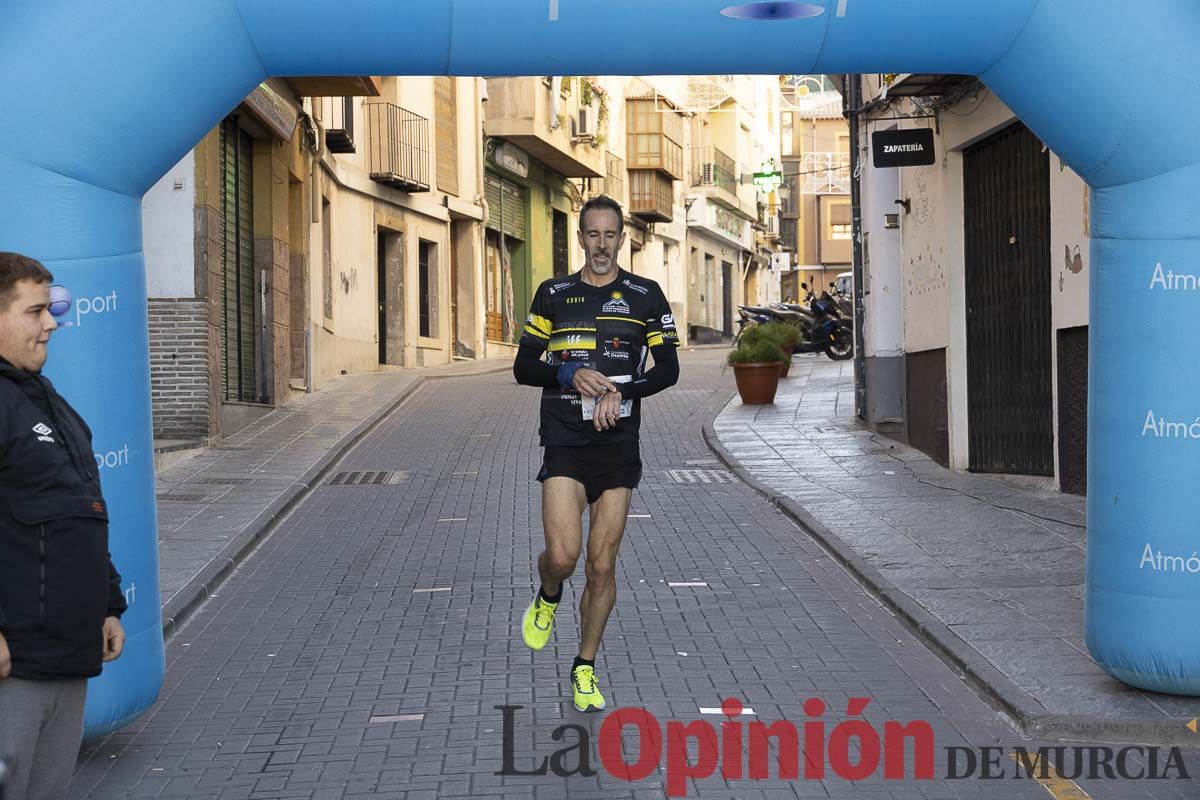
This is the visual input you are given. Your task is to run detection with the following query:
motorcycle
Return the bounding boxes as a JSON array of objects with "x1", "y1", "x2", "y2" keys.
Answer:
[
  {"x1": 789, "y1": 283, "x2": 854, "y2": 361},
  {"x1": 733, "y1": 305, "x2": 772, "y2": 344}
]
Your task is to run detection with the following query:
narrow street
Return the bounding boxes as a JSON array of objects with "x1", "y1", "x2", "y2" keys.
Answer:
[{"x1": 71, "y1": 349, "x2": 1200, "y2": 799}]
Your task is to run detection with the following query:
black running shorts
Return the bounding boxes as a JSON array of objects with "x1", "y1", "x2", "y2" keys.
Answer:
[{"x1": 536, "y1": 442, "x2": 642, "y2": 504}]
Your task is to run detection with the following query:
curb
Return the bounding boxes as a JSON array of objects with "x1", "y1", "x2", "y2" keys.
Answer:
[
  {"x1": 160, "y1": 364, "x2": 512, "y2": 642},
  {"x1": 700, "y1": 413, "x2": 1195, "y2": 747}
]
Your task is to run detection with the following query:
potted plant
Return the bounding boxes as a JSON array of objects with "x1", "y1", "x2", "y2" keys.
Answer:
[
  {"x1": 727, "y1": 337, "x2": 786, "y2": 404},
  {"x1": 743, "y1": 322, "x2": 802, "y2": 377}
]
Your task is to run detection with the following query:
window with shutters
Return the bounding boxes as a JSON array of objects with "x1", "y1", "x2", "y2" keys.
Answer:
[
  {"x1": 219, "y1": 117, "x2": 259, "y2": 403},
  {"x1": 626, "y1": 99, "x2": 684, "y2": 179},
  {"x1": 435, "y1": 77, "x2": 459, "y2": 196},
  {"x1": 828, "y1": 202, "x2": 852, "y2": 239}
]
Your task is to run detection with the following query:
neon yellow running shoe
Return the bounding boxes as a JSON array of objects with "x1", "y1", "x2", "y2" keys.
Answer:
[
  {"x1": 521, "y1": 593, "x2": 558, "y2": 651},
  {"x1": 571, "y1": 664, "x2": 607, "y2": 712}
]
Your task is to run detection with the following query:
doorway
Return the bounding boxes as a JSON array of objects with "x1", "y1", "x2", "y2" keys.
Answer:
[
  {"x1": 721, "y1": 260, "x2": 733, "y2": 337},
  {"x1": 964, "y1": 122, "x2": 1053, "y2": 475},
  {"x1": 552, "y1": 209, "x2": 569, "y2": 278},
  {"x1": 377, "y1": 229, "x2": 404, "y2": 365}
]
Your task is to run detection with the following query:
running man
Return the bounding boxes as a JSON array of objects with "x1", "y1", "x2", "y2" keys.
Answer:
[{"x1": 513, "y1": 195, "x2": 680, "y2": 711}]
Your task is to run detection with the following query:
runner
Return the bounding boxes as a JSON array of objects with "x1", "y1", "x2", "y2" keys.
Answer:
[{"x1": 513, "y1": 195, "x2": 680, "y2": 711}]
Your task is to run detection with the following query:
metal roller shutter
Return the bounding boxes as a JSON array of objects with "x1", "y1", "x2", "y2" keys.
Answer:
[
  {"x1": 485, "y1": 172, "x2": 527, "y2": 241},
  {"x1": 220, "y1": 118, "x2": 258, "y2": 403}
]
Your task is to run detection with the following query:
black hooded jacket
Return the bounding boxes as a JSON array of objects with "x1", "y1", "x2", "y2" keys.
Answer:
[{"x1": 0, "y1": 356, "x2": 126, "y2": 680}]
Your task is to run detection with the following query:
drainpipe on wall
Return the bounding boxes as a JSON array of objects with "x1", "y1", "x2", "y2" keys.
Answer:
[
  {"x1": 478, "y1": 78, "x2": 490, "y2": 359},
  {"x1": 304, "y1": 106, "x2": 324, "y2": 393},
  {"x1": 847, "y1": 74, "x2": 867, "y2": 419}
]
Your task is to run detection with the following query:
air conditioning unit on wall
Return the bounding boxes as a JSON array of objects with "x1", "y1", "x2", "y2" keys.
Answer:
[{"x1": 575, "y1": 106, "x2": 597, "y2": 141}]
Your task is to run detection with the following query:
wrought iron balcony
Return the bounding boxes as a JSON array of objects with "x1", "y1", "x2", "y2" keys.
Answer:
[
  {"x1": 365, "y1": 103, "x2": 430, "y2": 192},
  {"x1": 691, "y1": 147, "x2": 736, "y2": 193},
  {"x1": 317, "y1": 97, "x2": 356, "y2": 154}
]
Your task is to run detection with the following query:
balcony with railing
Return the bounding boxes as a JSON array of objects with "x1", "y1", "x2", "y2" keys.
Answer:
[
  {"x1": 365, "y1": 102, "x2": 430, "y2": 192},
  {"x1": 483, "y1": 78, "x2": 605, "y2": 178},
  {"x1": 691, "y1": 145, "x2": 749, "y2": 213},
  {"x1": 628, "y1": 169, "x2": 673, "y2": 222},
  {"x1": 316, "y1": 96, "x2": 356, "y2": 153}
]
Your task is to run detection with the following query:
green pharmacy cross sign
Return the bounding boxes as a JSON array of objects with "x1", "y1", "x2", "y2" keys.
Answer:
[{"x1": 752, "y1": 159, "x2": 784, "y2": 194}]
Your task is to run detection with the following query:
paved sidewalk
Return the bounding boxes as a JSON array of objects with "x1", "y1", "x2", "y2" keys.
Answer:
[
  {"x1": 708, "y1": 354, "x2": 1200, "y2": 745},
  {"x1": 155, "y1": 359, "x2": 511, "y2": 637}
]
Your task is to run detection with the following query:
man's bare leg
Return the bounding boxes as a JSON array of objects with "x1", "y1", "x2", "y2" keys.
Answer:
[
  {"x1": 538, "y1": 477, "x2": 587, "y2": 596},
  {"x1": 578, "y1": 487, "x2": 633, "y2": 660}
]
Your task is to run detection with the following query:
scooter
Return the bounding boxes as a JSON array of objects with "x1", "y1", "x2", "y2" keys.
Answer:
[
  {"x1": 733, "y1": 305, "x2": 772, "y2": 344},
  {"x1": 789, "y1": 283, "x2": 854, "y2": 361}
]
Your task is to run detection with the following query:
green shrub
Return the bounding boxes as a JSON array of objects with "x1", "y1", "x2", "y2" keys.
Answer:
[
  {"x1": 738, "y1": 325, "x2": 767, "y2": 347},
  {"x1": 727, "y1": 337, "x2": 786, "y2": 366},
  {"x1": 740, "y1": 321, "x2": 802, "y2": 349},
  {"x1": 763, "y1": 320, "x2": 803, "y2": 348}
]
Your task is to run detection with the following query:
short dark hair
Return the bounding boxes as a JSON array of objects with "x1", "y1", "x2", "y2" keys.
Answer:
[
  {"x1": 0, "y1": 252, "x2": 53, "y2": 312},
  {"x1": 578, "y1": 195, "x2": 625, "y2": 235}
]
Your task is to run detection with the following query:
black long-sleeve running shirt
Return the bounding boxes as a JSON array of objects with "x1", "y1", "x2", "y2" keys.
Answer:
[{"x1": 512, "y1": 268, "x2": 680, "y2": 446}]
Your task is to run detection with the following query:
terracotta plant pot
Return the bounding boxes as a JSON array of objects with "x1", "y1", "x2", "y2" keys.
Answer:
[{"x1": 733, "y1": 362, "x2": 782, "y2": 404}]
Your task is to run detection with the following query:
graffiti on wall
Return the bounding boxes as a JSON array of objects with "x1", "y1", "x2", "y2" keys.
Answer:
[
  {"x1": 905, "y1": 241, "x2": 945, "y2": 298},
  {"x1": 907, "y1": 168, "x2": 934, "y2": 230}
]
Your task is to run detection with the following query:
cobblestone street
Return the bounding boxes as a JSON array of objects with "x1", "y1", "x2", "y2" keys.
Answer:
[{"x1": 72, "y1": 349, "x2": 1200, "y2": 799}]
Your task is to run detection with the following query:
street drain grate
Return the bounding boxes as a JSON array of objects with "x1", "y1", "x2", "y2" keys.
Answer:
[
  {"x1": 666, "y1": 469, "x2": 736, "y2": 485},
  {"x1": 158, "y1": 494, "x2": 207, "y2": 502},
  {"x1": 328, "y1": 470, "x2": 408, "y2": 486},
  {"x1": 199, "y1": 477, "x2": 249, "y2": 485}
]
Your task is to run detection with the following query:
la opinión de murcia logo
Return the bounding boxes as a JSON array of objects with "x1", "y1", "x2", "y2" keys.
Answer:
[
  {"x1": 48, "y1": 284, "x2": 119, "y2": 328},
  {"x1": 495, "y1": 699, "x2": 1191, "y2": 797}
]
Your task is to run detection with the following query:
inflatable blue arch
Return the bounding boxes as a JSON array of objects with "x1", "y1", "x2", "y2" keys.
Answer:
[{"x1": 1, "y1": 0, "x2": 1197, "y2": 735}]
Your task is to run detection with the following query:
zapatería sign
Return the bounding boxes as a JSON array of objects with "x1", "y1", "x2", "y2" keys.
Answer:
[{"x1": 872, "y1": 128, "x2": 936, "y2": 168}]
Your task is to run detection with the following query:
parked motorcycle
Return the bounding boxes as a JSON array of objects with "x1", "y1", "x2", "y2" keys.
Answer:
[
  {"x1": 790, "y1": 283, "x2": 854, "y2": 361},
  {"x1": 733, "y1": 305, "x2": 772, "y2": 344},
  {"x1": 735, "y1": 285, "x2": 852, "y2": 361}
]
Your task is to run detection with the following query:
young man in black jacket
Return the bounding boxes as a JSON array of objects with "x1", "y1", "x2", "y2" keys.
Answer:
[
  {"x1": 0, "y1": 252, "x2": 127, "y2": 800},
  {"x1": 513, "y1": 197, "x2": 679, "y2": 711}
]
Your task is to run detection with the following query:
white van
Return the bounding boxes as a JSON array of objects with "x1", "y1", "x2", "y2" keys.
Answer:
[{"x1": 834, "y1": 271, "x2": 852, "y2": 296}]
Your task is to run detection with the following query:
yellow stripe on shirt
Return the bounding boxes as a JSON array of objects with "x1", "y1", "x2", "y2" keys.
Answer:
[
  {"x1": 596, "y1": 316, "x2": 646, "y2": 326},
  {"x1": 528, "y1": 314, "x2": 552, "y2": 335},
  {"x1": 523, "y1": 324, "x2": 549, "y2": 340}
]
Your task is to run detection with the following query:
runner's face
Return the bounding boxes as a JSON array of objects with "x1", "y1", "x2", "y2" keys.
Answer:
[{"x1": 578, "y1": 208, "x2": 625, "y2": 275}]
